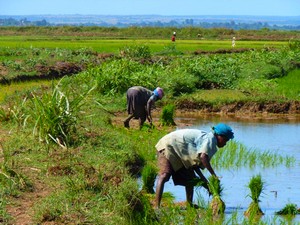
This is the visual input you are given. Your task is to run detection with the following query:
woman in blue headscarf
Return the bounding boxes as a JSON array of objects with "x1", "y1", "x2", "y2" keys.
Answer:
[
  {"x1": 124, "y1": 86, "x2": 164, "y2": 129},
  {"x1": 154, "y1": 123, "x2": 234, "y2": 208}
]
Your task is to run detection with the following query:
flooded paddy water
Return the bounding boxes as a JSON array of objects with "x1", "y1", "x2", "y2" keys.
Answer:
[{"x1": 159, "y1": 114, "x2": 300, "y2": 224}]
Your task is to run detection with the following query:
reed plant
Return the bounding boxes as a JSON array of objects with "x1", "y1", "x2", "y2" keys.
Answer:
[
  {"x1": 244, "y1": 174, "x2": 264, "y2": 218},
  {"x1": 27, "y1": 79, "x2": 94, "y2": 148}
]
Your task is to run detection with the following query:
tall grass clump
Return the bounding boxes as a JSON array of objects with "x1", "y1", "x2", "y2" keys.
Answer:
[
  {"x1": 27, "y1": 79, "x2": 94, "y2": 148},
  {"x1": 141, "y1": 164, "x2": 157, "y2": 194},
  {"x1": 208, "y1": 176, "x2": 225, "y2": 216},
  {"x1": 244, "y1": 174, "x2": 264, "y2": 218},
  {"x1": 159, "y1": 104, "x2": 176, "y2": 126}
]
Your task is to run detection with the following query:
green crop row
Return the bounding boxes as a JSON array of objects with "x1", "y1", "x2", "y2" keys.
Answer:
[{"x1": 1, "y1": 26, "x2": 300, "y2": 41}]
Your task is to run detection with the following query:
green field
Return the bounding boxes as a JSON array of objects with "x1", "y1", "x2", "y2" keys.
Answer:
[
  {"x1": 0, "y1": 28, "x2": 300, "y2": 224},
  {"x1": 0, "y1": 36, "x2": 289, "y2": 53}
]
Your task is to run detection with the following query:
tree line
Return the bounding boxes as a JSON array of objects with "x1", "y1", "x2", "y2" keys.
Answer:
[{"x1": 1, "y1": 17, "x2": 300, "y2": 31}]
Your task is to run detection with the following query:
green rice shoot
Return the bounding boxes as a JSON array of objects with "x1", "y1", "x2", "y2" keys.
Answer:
[
  {"x1": 207, "y1": 176, "x2": 225, "y2": 216},
  {"x1": 276, "y1": 203, "x2": 299, "y2": 216},
  {"x1": 244, "y1": 174, "x2": 264, "y2": 218}
]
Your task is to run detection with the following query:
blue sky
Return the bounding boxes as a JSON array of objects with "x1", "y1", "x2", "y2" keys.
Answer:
[{"x1": 0, "y1": 0, "x2": 299, "y2": 16}]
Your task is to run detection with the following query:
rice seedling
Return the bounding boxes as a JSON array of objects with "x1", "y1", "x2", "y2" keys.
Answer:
[
  {"x1": 244, "y1": 174, "x2": 265, "y2": 218},
  {"x1": 207, "y1": 176, "x2": 225, "y2": 216},
  {"x1": 212, "y1": 141, "x2": 296, "y2": 170},
  {"x1": 276, "y1": 203, "x2": 299, "y2": 216},
  {"x1": 159, "y1": 104, "x2": 176, "y2": 126}
]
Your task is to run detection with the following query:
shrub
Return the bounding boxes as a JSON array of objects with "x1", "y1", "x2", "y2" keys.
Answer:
[
  {"x1": 289, "y1": 39, "x2": 300, "y2": 50},
  {"x1": 236, "y1": 78, "x2": 278, "y2": 97},
  {"x1": 119, "y1": 45, "x2": 151, "y2": 59},
  {"x1": 239, "y1": 62, "x2": 283, "y2": 79},
  {"x1": 162, "y1": 69, "x2": 197, "y2": 96},
  {"x1": 88, "y1": 59, "x2": 160, "y2": 95}
]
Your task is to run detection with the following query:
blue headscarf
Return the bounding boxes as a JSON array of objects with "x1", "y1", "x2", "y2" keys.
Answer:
[
  {"x1": 213, "y1": 123, "x2": 234, "y2": 140},
  {"x1": 153, "y1": 87, "x2": 164, "y2": 99}
]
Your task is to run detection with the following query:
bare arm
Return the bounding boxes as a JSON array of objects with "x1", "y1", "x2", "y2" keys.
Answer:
[
  {"x1": 194, "y1": 166, "x2": 211, "y2": 194},
  {"x1": 194, "y1": 167, "x2": 208, "y2": 183},
  {"x1": 199, "y1": 153, "x2": 217, "y2": 177},
  {"x1": 146, "y1": 98, "x2": 155, "y2": 123}
]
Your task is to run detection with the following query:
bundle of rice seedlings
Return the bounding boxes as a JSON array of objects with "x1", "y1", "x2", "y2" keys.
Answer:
[
  {"x1": 244, "y1": 174, "x2": 264, "y2": 217},
  {"x1": 207, "y1": 176, "x2": 225, "y2": 215},
  {"x1": 141, "y1": 164, "x2": 157, "y2": 194},
  {"x1": 276, "y1": 203, "x2": 299, "y2": 215},
  {"x1": 159, "y1": 104, "x2": 176, "y2": 126}
]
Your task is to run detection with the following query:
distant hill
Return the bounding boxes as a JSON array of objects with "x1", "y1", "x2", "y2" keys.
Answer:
[{"x1": 1, "y1": 14, "x2": 300, "y2": 30}]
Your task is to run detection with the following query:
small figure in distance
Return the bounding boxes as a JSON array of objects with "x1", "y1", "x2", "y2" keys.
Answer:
[
  {"x1": 232, "y1": 36, "x2": 236, "y2": 48},
  {"x1": 124, "y1": 86, "x2": 164, "y2": 129},
  {"x1": 154, "y1": 123, "x2": 234, "y2": 209},
  {"x1": 171, "y1": 31, "x2": 176, "y2": 42}
]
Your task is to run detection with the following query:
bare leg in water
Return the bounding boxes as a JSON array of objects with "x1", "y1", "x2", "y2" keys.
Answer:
[{"x1": 155, "y1": 172, "x2": 170, "y2": 208}]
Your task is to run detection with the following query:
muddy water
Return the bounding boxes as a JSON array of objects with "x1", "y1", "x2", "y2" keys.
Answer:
[{"x1": 159, "y1": 114, "x2": 300, "y2": 223}]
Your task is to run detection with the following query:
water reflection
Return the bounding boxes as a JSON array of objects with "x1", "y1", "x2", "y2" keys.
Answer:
[{"x1": 159, "y1": 114, "x2": 300, "y2": 223}]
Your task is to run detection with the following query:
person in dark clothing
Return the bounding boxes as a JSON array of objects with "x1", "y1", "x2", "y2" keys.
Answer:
[{"x1": 124, "y1": 86, "x2": 164, "y2": 129}]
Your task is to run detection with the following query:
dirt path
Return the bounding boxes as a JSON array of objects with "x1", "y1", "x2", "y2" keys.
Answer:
[{"x1": 6, "y1": 176, "x2": 51, "y2": 225}]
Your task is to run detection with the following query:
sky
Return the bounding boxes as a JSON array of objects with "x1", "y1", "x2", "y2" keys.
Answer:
[{"x1": 0, "y1": 0, "x2": 300, "y2": 17}]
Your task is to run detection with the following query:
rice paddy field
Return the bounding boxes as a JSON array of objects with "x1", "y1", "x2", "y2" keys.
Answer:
[
  {"x1": 0, "y1": 28, "x2": 300, "y2": 224},
  {"x1": 0, "y1": 35, "x2": 288, "y2": 53},
  {"x1": 163, "y1": 115, "x2": 300, "y2": 224}
]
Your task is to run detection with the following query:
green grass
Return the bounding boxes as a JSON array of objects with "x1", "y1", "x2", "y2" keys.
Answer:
[
  {"x1": 275, "y1": 69, "x2": 300, "y2": 100},
  {"x1": 0, "y1": 80, "x2": 53, "y2": 103},
  {"x1": 180, "y1": 89, "x2": 248, "y2": 102},
  {"x1": 0, "y1": 37, "x2": 289, "y2": 54}
]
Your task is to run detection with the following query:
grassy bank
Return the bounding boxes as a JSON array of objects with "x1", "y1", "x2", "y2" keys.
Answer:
[{"x1": 0, "y1": 74, "x2": 297, "y2": 224}]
